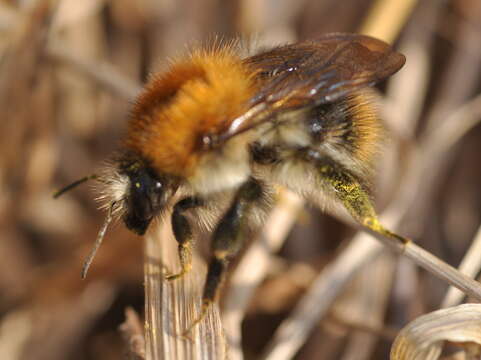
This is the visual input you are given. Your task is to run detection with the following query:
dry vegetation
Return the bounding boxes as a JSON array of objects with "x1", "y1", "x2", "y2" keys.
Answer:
[{"x1": 1, "y1": 0, "x2": 481, "y2": 359}]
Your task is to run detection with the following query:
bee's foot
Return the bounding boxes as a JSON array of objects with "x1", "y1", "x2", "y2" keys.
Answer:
[
  {"x1": 165, "y1": 272, "x2": 183, "y2": 281},
  {"x1": 165, "y1": 266, "x2": 191, "y2": 281},
  {"x1": 181, "y1": 300, "x2": 211, "y2": 337},
  {"x1": 178, "y1": 331, "x2": 194, "y2": 343}
]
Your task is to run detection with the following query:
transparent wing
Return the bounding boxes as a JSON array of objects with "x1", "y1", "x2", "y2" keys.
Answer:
[{"x1": 219, "y1": 33, "x2": 405, "y2": 141}]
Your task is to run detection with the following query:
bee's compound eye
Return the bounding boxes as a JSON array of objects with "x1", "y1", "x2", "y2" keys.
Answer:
[{"x1": 155, "y1": 181, "x2": 162, "y2": 189}]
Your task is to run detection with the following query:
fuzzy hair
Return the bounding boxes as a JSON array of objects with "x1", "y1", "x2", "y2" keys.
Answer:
[
  {"x1": 125, "y1": 44, "x2": 259, "y2": 181},
  {"x1": 93, "y1": 159, "x2": 130, "y2": 219}
]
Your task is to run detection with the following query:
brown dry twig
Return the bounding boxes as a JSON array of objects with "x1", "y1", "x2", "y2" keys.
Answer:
[
  {"x1": 119, "y1": 307, "x2": 146, "y2": 360},
  {"x1": 144, "y1": 220, "x2": 227, "y2": 360}
]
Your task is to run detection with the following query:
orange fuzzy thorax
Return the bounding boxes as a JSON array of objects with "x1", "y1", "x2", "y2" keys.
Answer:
[{"x1": 125, "y1": 47, "x2": 257, "y2": 177}]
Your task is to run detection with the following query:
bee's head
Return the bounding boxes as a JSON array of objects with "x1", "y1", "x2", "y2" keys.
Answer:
[
  {"x1": 53, "y1": 153, "x2": 179, "y2": 279},
  {"x1": 121, "y1": 166, "x2": 170, "y2": 235},
  {"x1": 98, "y1": 155, "x2": 178, "y2": 236}
]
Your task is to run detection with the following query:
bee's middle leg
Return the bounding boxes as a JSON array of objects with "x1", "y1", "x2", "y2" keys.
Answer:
[
  {"x1": 187, "y1": 177, "x2": 263, "y2": 331},
  {"x1": 166, "y1": 197, "x2": 204, "y2": 281}
]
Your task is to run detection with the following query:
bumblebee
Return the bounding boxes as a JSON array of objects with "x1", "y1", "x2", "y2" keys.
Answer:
[{"x1": 56, "y1": 33, "x2": 406, "y2": 328}]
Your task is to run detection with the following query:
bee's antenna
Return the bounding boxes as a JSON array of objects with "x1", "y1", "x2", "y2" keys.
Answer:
[
  {"x1": 81, "y1": 201, "x2": 117, "y2": 279},
  {"x1": 53, "y1": 174, "x2": 98, "y2": 199}
]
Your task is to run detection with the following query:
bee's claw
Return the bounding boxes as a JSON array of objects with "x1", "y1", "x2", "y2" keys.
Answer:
[
  {"x1": 181, "y1": 300, "x2": 212, "y2": 338},
  {"x1": 165, "y1": 272, "x2": 183, "y2": 281},
  {"x1": 178, "y1": 331, "x2": 194, "y2": 343},
  {"x1": 165, "y1": 265, "x2": 191, "y2": 281}
]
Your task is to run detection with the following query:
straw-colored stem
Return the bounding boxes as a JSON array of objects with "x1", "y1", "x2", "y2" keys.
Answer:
[{"x1": 144, "y1": 221, "x2": 227, "y2": 360}]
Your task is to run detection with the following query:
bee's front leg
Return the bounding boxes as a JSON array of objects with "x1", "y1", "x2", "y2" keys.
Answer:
[
  {"x1": 166, "y1": 197, "x2": 204, "y2": 281},
  {"x1": 184, "y1": 177, "x2": 263, "y2": 333}
]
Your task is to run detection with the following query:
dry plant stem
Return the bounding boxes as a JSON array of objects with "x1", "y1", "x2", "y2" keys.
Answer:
[
  {"x1": 0, "y1": 4, "x2": 140, "y2": 100},
  {"x1": 421, "y1": 93, "x2": 481, "y2": 158},
  {"x1": 19, "y1": 282, "x2": 115, "y2": 360},
  {"x1": 262, "y1": 227, "x2": 386, "y2": 360},
  {"x1": 120, "y1": 307, "x2": 146, "y2": 360},
  {"x1": 383, "y1": 42, "x2": 432, "y2": 138},
  {"x1": 52, "y1": 0, "x2": 106, "y2": 30},
  {"x1": 48, "y1": 41, "x2": 141, "y2": 99},
  {"x1": 368, "y1": 97, "x2": 481, "y2": 301},
  {"x1": 262, "y1": 215, "x2": 481, "y2": 360},
  {"x1": 390, "y1": 304, "x2": 481, "y2": 360},
  {"x1": 359, "y1": 0, "x2": 418, "y2": 43},
  {"x1": 424, "y1": 10, "x2": 481, "y2": 133},
  {"x1": 372, "y1": 232, "x2": 481, "y2": 301},
  {"x1": 442, "y1": 224, "x2": 481, "y2": 308},
  {"x1": 0, "y1": 3, "x2": 17, "y2": 29},
  {"x1": 144, "y1": 221, "x2": 226, "y2": 360},
  {"x1": 338, "y1": 254, "x2": 396, "y2": 360},
  {"x1": 328, "y1": 315, "x2": 399, "y2": 342},
  {"x1": 0, "y1": 310, "x2": 31, "y2": 359},
  {"x1": 405, "y1": 17, "x2": 481, "y2": 235}
]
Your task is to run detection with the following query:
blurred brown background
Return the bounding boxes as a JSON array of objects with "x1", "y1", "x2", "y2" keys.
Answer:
[{"x1": 1, "y1": 0, "x2": 480, "y2": 359}]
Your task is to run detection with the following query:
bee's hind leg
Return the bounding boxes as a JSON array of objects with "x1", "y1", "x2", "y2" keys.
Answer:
[
  {"x1": 303, "y1": 148, "x2": 410, "y2": 246},
  {"x1": 166, "y1": 197, "x2": 204, "y2": 281},
  {"x1": 183, "y1": 177, "x2": 264, "y2": 335}
]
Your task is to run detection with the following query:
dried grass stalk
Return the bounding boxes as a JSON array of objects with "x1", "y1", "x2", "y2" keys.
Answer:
[
  {"x1": 261, "y1": 214, "x2": 398, "y2": 360},
  {"x1": 336, "y1": 253, "x2": 397, "y2": 360},
  {"x1": 360, "y1": 0, "x2": 418, "y2": 43},
  {"x1": 120, "y1": 307, "x2": 146, "y2": 360},
  {"x1": 144, "y1": 221, "x2": 227, "y2": 360},
  {"x1": 391, "y1": 304, "x2": 481, "y2": 360},
  {"x1": 442, "y1": 225, "x2": 481, "y2": 308}
]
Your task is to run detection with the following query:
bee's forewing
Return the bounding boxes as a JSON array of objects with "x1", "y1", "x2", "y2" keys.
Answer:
[{"x1": 221, "y1": 33, "x2": 405, "y2": 140}]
